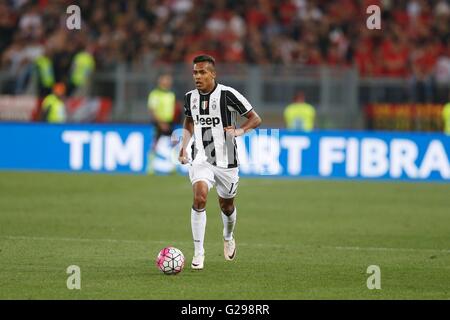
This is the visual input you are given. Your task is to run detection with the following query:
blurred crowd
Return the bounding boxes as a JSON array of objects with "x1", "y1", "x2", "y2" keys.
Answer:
[{"x1": 0, "y1": 0, "x2": 450, "y2": 87}]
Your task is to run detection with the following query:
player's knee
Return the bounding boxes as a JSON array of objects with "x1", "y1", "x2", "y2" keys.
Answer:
[{"x1": 193, "y1": 193, "x2": 207, "y2": 210}]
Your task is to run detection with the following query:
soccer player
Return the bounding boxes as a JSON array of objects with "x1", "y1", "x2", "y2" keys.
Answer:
[{"x1": 178, "y1": 55, "x2": 262, "y2": 270}]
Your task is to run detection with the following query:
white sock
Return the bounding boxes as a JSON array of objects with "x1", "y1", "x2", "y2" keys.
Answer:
[
  {"x1": 191, "y1": 207, "x2": 206, "y2": 256},
  {"x1": 222, "y1": 207, "x2": 237, "y2": 241}
]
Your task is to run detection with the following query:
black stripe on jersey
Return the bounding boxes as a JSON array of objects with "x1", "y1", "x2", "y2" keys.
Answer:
[
  {"x1": 184, "y1": 92, "x2": 192, "y2": 117},
  {"x1": 225, "y1": 90, "x2": 248, "y2": 115},
  {"x1": 220, "y1": 91, "x2": 230, "y2": 127},
  {"x1": 220, "y1": 91, "x2": 237, "y2": 168},
  {"x1": 190, "y1": 141, "x2": 196, "y2": 160},
  {"x1": 202, "y1": 127, "x2": 216, "y2": 165},
  {"x1": 228, "y1": 139, "x2": 237, "y2": 168},
  {"x1": 199, "y1": 94, "x2": 216, "y2": 165}
]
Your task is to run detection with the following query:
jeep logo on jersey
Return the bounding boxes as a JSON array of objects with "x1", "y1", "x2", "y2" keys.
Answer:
[{"x1": 195, "y1": 115, "x2": 221, "y2": 127}]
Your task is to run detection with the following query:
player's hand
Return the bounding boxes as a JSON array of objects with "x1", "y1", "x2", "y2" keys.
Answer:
[
  {"x1": 178, "y1": 150, "x2": 189, "y2": 164},
  {"x1": 224, "y1": 126, "x2": 245, "y2": 137}
]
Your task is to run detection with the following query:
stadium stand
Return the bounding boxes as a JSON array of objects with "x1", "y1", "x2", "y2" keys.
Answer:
[{"x1": 0, "y1": 0, "x2": 449, "y2": 127}]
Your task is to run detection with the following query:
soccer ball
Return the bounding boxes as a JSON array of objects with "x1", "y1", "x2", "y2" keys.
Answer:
[{"x1": 156, "y1": 247, "x2": 185, "y2": 275}]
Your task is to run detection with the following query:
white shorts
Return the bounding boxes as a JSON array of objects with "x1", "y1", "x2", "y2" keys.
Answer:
[{"x1": 188, "y1": 162, "x2": 239, "y2": 199}]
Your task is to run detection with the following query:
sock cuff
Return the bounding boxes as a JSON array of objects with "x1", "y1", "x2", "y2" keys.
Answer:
[
  {"x1": 192, "y1": 206, "x2": 206, "y2": 213},
  {"x1": 221, "y1": 207, "x2": 237, "y2": 219}
]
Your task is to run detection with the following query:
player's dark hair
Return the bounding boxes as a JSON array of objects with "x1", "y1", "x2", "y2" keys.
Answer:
[{"x1": 193, "y1": 55, "x2": 216, "y2": 67}]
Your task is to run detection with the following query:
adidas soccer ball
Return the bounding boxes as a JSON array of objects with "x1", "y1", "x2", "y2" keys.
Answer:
[{"x1": 156, "y1": 247, "x2": 185, "y2": 275}]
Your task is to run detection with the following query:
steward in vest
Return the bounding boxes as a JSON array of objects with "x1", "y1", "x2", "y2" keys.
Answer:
[
  {"x1": 284, "y1": 91, "x2": 316, "y2": 131},
  {"x1": 35, "y1": 47, "x2": 55, "y2": 98},
  {"x1": 68, "y1": 44, "x2": 95, "y2": 96},
  {"x1": 147, "y1": 73, "x2": 177, "y2": 173},
  {"x1": 443, "y1": 100, "x2": 450, "y2": 135},
  {"x1": 148, "y1": 73, "x2": 176, "y2": 138},
  {"x1": 41, "y1": 82, "x2": 67, "y2": 123}
]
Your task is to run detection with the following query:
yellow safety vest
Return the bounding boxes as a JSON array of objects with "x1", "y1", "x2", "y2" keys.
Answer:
[
  {"x1": 42, "y1": 94, "x2": 66, "y2": 123},
  {"x1": 70, "y1": 51, "x2": 95, "y2": 87},
  {"x1": 35, "y1": 55, "x2": 54, "y2": 88},
  {"x1": 147, "y1": 88, "x2": 176, "y2": 123},
  {"x1": 284, "y1": 102, "x2": 316, "y2": 131},
  {"x1": 443, "y1": 103, "x2": 450, "y2": 135}
]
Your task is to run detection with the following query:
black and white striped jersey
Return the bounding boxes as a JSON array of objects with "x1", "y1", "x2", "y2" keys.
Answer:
[{"x1": 184, "y1": 82, "x2": 253, "y2": 168}]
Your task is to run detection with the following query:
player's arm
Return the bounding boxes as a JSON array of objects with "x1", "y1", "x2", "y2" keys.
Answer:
[
  {"x1": 179, "y1": 93, "x2": 194, "y2": 164},
  {"x1": 223, "y1": 88, "x2": 262, "y2": 136},
  {"x1": 224, "y1": 110, "x2": 262, "y2": 137},
  {"x1": 179, "y1": 116, "x2": 194, "y2": 164}
]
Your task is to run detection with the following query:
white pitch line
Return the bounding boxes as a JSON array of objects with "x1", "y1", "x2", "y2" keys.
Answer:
[
  {"x1": 1, "y1": 235, "x2": 449, "y2": 253},
  {"x1": 0, "y1": 235, "x2": 167, "y2": 245},
  {"x1": 324, "y1": 245, "x2": 450, "y2": 254}
]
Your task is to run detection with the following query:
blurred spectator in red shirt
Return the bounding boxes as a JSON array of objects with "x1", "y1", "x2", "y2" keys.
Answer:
[{"x1": 381, "y1": 33, "x2": 409, "y2": 77}]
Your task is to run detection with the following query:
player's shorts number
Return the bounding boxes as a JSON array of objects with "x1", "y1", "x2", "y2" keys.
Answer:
[{"x1": 229, "y1": 182, "x2": 238, "y2": 195}]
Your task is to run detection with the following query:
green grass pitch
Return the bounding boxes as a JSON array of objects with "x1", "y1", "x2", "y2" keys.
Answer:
[{"x1": 0, "y1": 171, "x2": 449, "y2": 299}]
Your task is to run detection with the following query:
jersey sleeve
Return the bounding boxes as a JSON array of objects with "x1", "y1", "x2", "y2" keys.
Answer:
[
  {"x1": 184, "y1": 93, "x2": 192, "y2": 117},
  {"x1": 225, "y1": 87, "x2": 253, "y2": 116}
]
